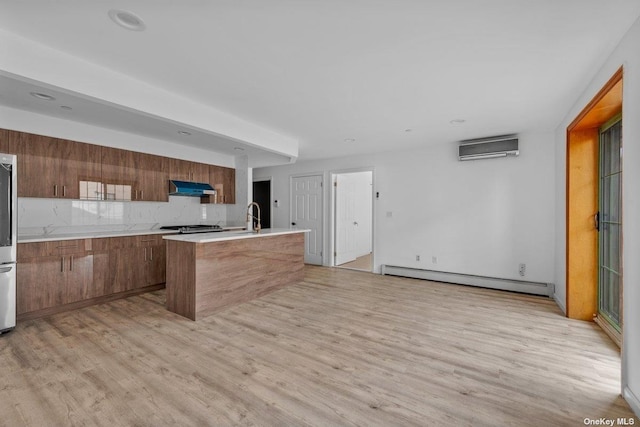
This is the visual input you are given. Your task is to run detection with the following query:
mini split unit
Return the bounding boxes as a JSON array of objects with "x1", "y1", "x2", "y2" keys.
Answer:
[{"x1": 458, "y1": 135, "x2": 519, "y2": 161}]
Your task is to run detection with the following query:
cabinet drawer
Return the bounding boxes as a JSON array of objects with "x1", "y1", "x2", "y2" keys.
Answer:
[
  {"x1": 17, "y1": 242, "x2": 47, "y2": 260},
  {"x1": 44, "y1": 239, "x2": 91, "y2": 256},
  {"x1": 137, "y1": 234, "x2": 164, "y2": 247},
  {"x1": 18, "y1": 239, "x2": 92, "y2": 260}
]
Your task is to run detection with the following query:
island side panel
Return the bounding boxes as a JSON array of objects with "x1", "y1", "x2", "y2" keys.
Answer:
[
  {"x1": 194, "y1": 233, "x2": 305, "y2": 320},
  {"x1": 165, "y1": 240, "x2": 197, "y2": 320}
]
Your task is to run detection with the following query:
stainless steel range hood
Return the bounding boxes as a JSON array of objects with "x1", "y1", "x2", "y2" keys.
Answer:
[{"x1": 169, "y1": 180, "x2": 217, "y2": 197}]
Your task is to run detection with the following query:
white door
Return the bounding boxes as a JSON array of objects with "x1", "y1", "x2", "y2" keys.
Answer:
[
  {"x1": 291, "y1": 175, "x2": 323, "y2": 265},
  {"x1": 335, "y1": 174, "x2": 358, "y2": 265}
]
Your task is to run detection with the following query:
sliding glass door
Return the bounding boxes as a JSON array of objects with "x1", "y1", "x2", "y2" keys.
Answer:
[{"x1": 598, "y1": 115, "x2": 622, "y2": 334}]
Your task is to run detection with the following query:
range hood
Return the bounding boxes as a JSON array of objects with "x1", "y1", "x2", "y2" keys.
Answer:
[{"x1": 169, "y1": 180, "x2": 217, "y2": 197}]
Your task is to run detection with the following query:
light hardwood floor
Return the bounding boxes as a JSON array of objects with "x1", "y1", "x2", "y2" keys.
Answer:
[
  {"x1": 0, "y1": 266, "x2": 636, "y2": 426},
  {"x1": 338, "y1": 253, "x2": 372, "y2": 271}
]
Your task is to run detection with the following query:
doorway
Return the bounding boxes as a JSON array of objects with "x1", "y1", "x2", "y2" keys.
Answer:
[
  {"x1": 252, "y1": 179, "x2": 272, "y2": 229},
  {"x1": 332, "y1": 170, "x2": 373, "y2": 272},
  {"x1": 566, "y1": 67, "x2": 623, "y2": 346}
]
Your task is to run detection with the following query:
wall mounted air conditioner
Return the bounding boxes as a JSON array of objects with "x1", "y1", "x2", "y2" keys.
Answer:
[{"x1": 458, "y1": 135, "x2": 519, "y2": 161}]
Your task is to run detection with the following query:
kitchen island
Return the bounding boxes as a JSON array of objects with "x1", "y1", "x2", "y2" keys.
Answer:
[{"x1": 163, "y1": 228, "x2": 308, "y2": 320}]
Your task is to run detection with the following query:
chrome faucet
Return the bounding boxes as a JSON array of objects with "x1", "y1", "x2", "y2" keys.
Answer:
[{"x1": 247, "y1": 202, "x2": 262, "y2": 233}]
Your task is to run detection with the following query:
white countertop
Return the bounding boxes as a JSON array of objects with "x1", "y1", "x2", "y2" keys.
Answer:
[
  {"x1": 163, "y1": 228, "x2": 310, "y2": 243},
  {"x1": 18, "y1": 228, "x2": 179, "y2": 243},
  {"x1": 17, "y1": 226, "x2": 246, "y2": 243}
]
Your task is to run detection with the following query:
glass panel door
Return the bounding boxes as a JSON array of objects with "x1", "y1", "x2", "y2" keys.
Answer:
[{"x1": 598, "y1": 116, "x2": 622, "y2": 333}]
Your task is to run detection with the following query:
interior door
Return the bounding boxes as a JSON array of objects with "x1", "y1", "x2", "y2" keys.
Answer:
[
  {"x1": 598, "y1": 116, "x2": 623, "y2": 334},
  {"x1": 291, "y1": 175, "x2": 323, "y2": 265},
  {"x1": 334, "y1": 173, "x2": 357, "y2": 265}
]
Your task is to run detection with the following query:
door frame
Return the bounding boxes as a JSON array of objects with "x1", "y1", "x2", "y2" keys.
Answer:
[
  {"x1": 330, "y1": 167, "x2": 375, "y2": 272},
  {"x1": 566, "y1": 67, "x2": 622, "y2": 331},
  {"x1": 289, "y1": 172, "x2": 325, "y2": 265}
]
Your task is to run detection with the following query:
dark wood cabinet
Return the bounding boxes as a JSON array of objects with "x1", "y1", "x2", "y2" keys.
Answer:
[
  {"x1": 16, "y1": 240, "x2": 94, "y2": 314},
  {"x1": 138, "y1": 235, "x2": 166, "y2": 286},
  {"x1": 169, "y1": 158, "x2": 210, "y2": 183},
  {"x1": 0, "y1": 129, "x2": 10, "y2": 152},
  {"x1": 4, "y1": 130, "x2": 101, "y2": 199},
  {"x1": 16, "y1": 235, "x2": 168, "y2": 318},
  {"x1": 1, "y1": 128, "x2": 235, "y2": 203},
  {"x1": 106, "y1": 234, "x2": 167, "y2": 292},
  {"x1": 108, "y1": 236, "x2": 146, "y2": 292},
  {"x1": 207, "y1": 165, "x2": 236, "y2": 204},
  {"x1": 101, "y1": 147, "x2": 169, "y2": 202}
]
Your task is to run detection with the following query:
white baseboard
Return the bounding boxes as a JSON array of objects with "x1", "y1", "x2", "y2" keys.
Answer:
[
  {"x1": 624, "y1": 386, "x2": 640, "y2": 419},
  {"x1": 381, "y1": 265, "x2": 554, "y2": 297}
]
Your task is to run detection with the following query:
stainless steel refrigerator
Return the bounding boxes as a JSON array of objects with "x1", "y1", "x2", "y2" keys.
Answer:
[{"x1": 0, "y1": 153, "x2": 16, "y2": 334}]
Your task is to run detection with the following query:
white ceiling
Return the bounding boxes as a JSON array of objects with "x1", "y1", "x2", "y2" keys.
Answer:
[{"x1": 1, "y1": 1, "x2": 639, "y2": 165}]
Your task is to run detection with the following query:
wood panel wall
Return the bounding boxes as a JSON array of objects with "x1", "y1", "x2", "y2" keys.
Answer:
[{"x1": 566, "y1": 128, "x2": 599, "y2": 320}]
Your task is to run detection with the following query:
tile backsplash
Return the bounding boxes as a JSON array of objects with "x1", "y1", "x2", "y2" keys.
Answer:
[{"x1": 18, "y1": 196, "x2": 228, "y2": 236}]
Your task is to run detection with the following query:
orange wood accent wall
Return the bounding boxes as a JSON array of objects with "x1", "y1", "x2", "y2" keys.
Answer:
[
  {"x1": 565, "y1": 66, "x2": 622, "y2": 321},
  {"x1": 566, "y1": 128, "x2": 599, "y2": 320}
]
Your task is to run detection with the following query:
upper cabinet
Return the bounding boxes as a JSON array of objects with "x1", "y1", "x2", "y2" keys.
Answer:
[
  {"x1": 5, "y1": 130, "x2": 101, "y2": 199},
  {"x1": 0, "y1": 128, "x2": 235, "y2": 204},
  {"x1": 208, "y1": 165, "x2": 236, "y2": 204},
  {"x1": 101, "y1": 147, "x2": 169, "y2": 202},
  {"x1": 169, "y1": 158, "x2": 210, "y2": 184}
]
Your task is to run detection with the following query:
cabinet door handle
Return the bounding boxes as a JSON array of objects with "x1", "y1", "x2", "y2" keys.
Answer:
[
  {"x1": 144, "y1": 247, "x2": 147, "y2": 261},
  {"x1": 149, "y1": 247, "x2": 153, "y2": 261},
  {"x1": 61, "y1": 256, "x2": 65, "y2": 273},
  {"x1": 54, "y1": 185, "x2": 58, "y2": 197},
  {"x1": 140, "y1": 190, "x2": 144, "y2": 200},
  {"x1": 70, "y1": 255, "x2": 74, "y2": 271},
  {"x1": 63, "y1": 185, "x2": 67, "y2": 197}
]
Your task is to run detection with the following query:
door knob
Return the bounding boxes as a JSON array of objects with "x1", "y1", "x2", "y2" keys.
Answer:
[{"x1": 291, "y1": 222, "x2": 296, "y2": 226}]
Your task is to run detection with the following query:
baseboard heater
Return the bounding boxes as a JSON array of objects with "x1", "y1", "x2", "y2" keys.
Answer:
[{"x1": 381, "y1": 265, "x2": 554, "y2": 297}]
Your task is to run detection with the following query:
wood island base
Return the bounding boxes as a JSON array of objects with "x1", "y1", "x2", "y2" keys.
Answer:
[{"x1": 165, "y1": 232, "x2": 305, "y2": 320}]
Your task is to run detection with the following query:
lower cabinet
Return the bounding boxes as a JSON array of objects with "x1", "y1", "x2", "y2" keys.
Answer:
[
  {"x1": 17, "y1": 240, "x2": 94, "y2": 314},
  {"x1": 17, "y1": 234, "x2": 167, "y2": 318}
]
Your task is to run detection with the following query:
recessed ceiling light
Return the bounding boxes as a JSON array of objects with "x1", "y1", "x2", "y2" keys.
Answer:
[
  {"x1": 108, "y1": 9, "x2": 146, "y2": 31},
  {"x1": 30, "y1": 92, "x2": 56, "y2": 101},
  {"x1": 405, "y1": 129, "x2": 413, "y2": 132},
  {"x1": 60, "y1": 105, "x2": 72, "y2": 110},
  {"x1": 343, "y1": 138, "x2": 356, "y2": 143},
  {"x1": 450, "y1": 119, "x2": 466, "y2": 125},
  {"x1": 234, "y1": 147, "x2": 245, "y2": 151},
  {"x1": 178, "y1": 131, "x2": 191, "y2": 136}
]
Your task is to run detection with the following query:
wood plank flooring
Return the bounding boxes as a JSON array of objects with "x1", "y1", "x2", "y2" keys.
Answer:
[
  {"x1": 0, "y1": 266, "x2": 636, "y2": 426},
  {"x1": 338, "y1": 253, "x2": 372, "y2": 271}
]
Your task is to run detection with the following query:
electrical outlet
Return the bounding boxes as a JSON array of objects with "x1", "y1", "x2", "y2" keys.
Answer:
[
  {"x1": 519, "y1": 263, "x2": 526, "y2": 276},
  {"x1": 416, "y1": 255, "x2": 420, "y2": 261},
  {"x1": 432, "y1": 256, "x2": 438, "y2": 264}
]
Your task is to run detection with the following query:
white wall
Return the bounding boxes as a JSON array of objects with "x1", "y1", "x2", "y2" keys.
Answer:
[
  {"x1": 255, "y1": 131, "x2": 556, "y2": 284},
  {"x1": 553, "y1": 16, "x2": 640, "y2": 417}
]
